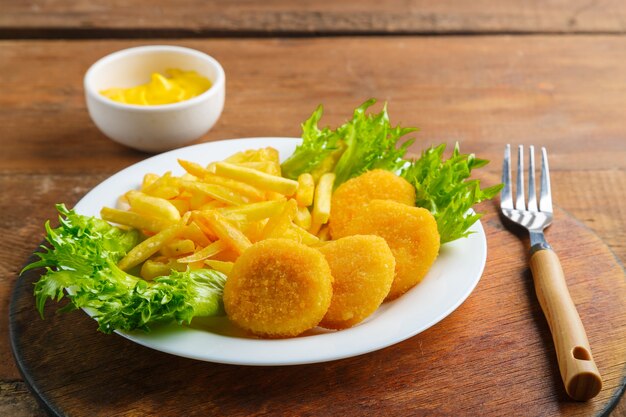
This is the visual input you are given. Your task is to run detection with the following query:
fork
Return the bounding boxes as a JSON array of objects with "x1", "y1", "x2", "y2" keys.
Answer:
[{"x1": 501, "y1": 145, "x2": 602, "y2": 401}]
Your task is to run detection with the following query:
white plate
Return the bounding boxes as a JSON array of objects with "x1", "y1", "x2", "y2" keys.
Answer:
[{"x1": 74, "y1": 137, "x2": 487, "y2": 366}]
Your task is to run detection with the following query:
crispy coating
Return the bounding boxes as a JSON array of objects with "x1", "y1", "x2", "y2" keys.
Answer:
[
  {"x1": 341, "y1": 200, "x2": 440, "y2": 300},
  {"x1": 223, "y1": 239, "x2": 333, "y2": 337},
  {"x1": 329, "y1": 169, "x2": 416, "y2": 239},
  {"x1": 317, "y1": 235, "x2": 395, "y2": 329}
]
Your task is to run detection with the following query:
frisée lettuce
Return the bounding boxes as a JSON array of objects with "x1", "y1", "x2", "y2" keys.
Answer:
[
  {"x1": 281, "y1": 100, "x2": 502, "y2": 243},
  {"x1": 22, "y1": 204, "x2": 226, "y2": 334}
]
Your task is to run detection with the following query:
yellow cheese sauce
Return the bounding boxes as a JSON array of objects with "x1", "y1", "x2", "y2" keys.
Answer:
[{"x1": 100, "y1": 69, "x2": 212, "y2": 105}]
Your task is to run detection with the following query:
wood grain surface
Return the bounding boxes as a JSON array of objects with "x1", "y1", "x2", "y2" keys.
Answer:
[
  {"x1": 10, "y1": 204, "x2": 626, "y2": 416},
  {"x1": 2, "y1": 0, "x2": 626, "y2": 36},
  {"x1": 2, "y1": 37, "x2": 625, "y2": 415}
]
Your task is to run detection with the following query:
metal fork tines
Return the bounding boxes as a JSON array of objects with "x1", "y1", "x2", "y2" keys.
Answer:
[{"x1": 501, "y1": 144, "x2": 554, "y2": 251}]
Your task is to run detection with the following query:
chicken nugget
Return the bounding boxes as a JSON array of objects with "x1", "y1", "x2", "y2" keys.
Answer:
[
  {"x1": 329, "y1": 169, "x2": 416, "y2": 239},
  {"x1": 341, "y1": 200, "x2": 440, "y2": 300},
  {"x1": 317, "y1": 235, "x2": 395, "y2": 329},
  {"x1": 223, "y1": 238, "x2": 333, "y2": 337}
]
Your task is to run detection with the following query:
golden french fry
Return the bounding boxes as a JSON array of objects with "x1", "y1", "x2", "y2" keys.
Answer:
[
  {"x1": 202, "y1": 173, "x2": 266, "y2": 202},
  {"x1": 187, "y1": 191, "x2": 209, "y2": 210},
  {"x1": 100, "y1": 207, "x2": 170, "y2": 233},
  {"x1": 224, "y1": 150, "x2": 253, "y2": 164},
  {"x1": 182, "y1": 221, "x2": 211, "y2": 247},
  {"x1": 142, "y1": 173, "x2": 159, "y2": 190},
  {"x1": 178, "y1": 159, "x2": 212, "y2": 178},
  {"x1": 178, "y1": 239, "x2": 228, "y2": 263},
  {"x1": 218, "y1": 199, "x2": 286, "y2": 223},
  {"x1": 310, "y1": 144, "x2": 346, "y2": 182},
  {"x1": 214, "y1": 162, "x2": 298, "y2": 196},
  {"x1": 191, "y1": 212, "x2": 218, "y2": 240},
  {"x1": 180, "y1": 180, "x2": 249, "y2": 206},
  {"x1": 181, "y1": 173, "x2": 198, "y2": 181},
  {"x1": 160, "y1": 239, "x2": 196, "y2": 257},
  {"x1": 199, "y1": 200, "x2": 227, "y2": 210},
  {"x1": 142, "y1": 172, "x2": 181, "y2": 199},
  {"x1": 295, "y1": 173, "x2": 314, "y2": 207},
  {"x1": 258, "y1": 147, "x2": 280, "y2": 163},
  {"x1": 262, "y1": 199, "x2": 298, "y2": 239},
  {"x1": 224, "y1": 147, "x2": 278, "y2": 164},
  {"x1": 294, "y1": 205, "x2": 312, "y2": 230},
  {"x1": 309, "y1": 173, "x2": 335, "y2": 235},
  {"x1": 238, "y1": 161, "x2": 281, "y2": 176},
  {"x1": 204, "y1": 260, "x2": 234, "y2": 275},
  {"x1": 140, "y1": 259, "x2": 171, "y2": 280},
  {"x1": 126, "y1": 190, "x2": 181, "y2": 223},
  {"x1": 201, "y1": 211, "x2": 253, "y2": 254},
  {"x1": 118, "y1": 223, "x2": 183, "y2": 271},
  {"x1": 283, "y1": 223, "x2": 320, "y2": 245},
  {"x1": 169, "y1": 198, "x2": 190, "y2": 216}
]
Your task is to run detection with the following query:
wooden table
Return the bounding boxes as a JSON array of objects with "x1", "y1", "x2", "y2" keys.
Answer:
[{"x1": 2, "y1": 2, "x2": 625, "y2": 416}]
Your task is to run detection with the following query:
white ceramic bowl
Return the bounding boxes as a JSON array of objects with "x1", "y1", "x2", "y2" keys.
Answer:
[{"x1": 84, "y1": 45, "x2": 225, "y2": 153}]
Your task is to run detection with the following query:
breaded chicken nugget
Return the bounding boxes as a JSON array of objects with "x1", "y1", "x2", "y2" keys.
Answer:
[
  {"x1": 223, "y1": 238, "x2": 333, "y2": 337},
  {"x1": 317, "y1": 235, "x2": 395, "y2": 329},
  {"x1": 341, "y1": 200, "x2": 440, "y2": 300},
  {"x1": 329, "y1": 169, "x2": 416, "y2": 239}
]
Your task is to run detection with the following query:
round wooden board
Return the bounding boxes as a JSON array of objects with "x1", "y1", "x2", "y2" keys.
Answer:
[{"x1": 10, "y1": 204, "x2": 626, "y2": 417}]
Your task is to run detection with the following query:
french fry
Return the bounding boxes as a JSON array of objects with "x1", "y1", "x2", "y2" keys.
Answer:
[
  {"x1": 238, "y1": 161, "x2": 281, "y2": 176},
  {"x1": 142, "y1": 172, "x2": 181, "y2": 199},
  {"x1": 294, "y1": 205, "x2": 312, "y2": 230},
  {"x1": 202, "y1": 173, "x2": 266, "y2": 202},
  {"x1": 182, "y1": 221, "x2": 211, "y2": 247},
  {"x1": 170, "y1": 199, "x2": 190, "y2": 216},
  {"x1": 283, "y1": 223, "x2": 320, "y2": 245},
  {"x1": 258, "y1": 147, "x2": 280, "y2": 163},
  {"x1": 200, "y1": 211, "x2": 252, "y2": 254},
  {"x1": 140, "y1": 259, "x2": 171, "y2": 280},
  {"x1": 309, "y1": 172, "x2": 335, "y2": 235},
  {"x1": 100, "y1": 207, "x2": 170, "y2": 233},
  {"x1": 224, "y1": 147, "x2": 278, "y2": 164},
  {"x1": 218, "y1": 199, "x2": 286, "y2": 223},
  {"x1": 295, "y1": 173, "x2": 314, "y2": 207},
  {"x1": 187, "y1": 191, "x2": 209, "y2": 210},
  {"x1": 142, "y1": 173, "x2": 159, "y2": 189},
  {"x1": 262, "y1": 199, "x2": 298, "y2": 239},
  {"x1": 160, "y1": 239, "x2": 196, "y2": 257},
  {"x1": 191, "y1": 212, "x2": 218, "y2": 240},
  {"x1": 178, "y1": 239, "x2": 228, "y2": 263},
  {"x1": 140, "y1": 259, "x2": 187, "y2": 280},
  {"x1": 204, "y1": 260, "x2": 234, "y2": 275},
  {"x1": 178, "y1": 159, "x2": 212, "y2": 178},
  {"x1": 199, "y1": 200, "x2": 227, "y2": 211},
  {"x1": 180, "y1": 180, "x2": 249, "y2": 206},
  {"x1": 118, "y1": 223, "x2": 183, "y2": 271},
  {"x1": 240, "y1": 220, "x2": 267, "y2": 243},
  {"x1": 126, "y1": 190, "x2": 181, "y2": 223},
  {"x1": 214, "y1": 162, "x2": 298, "y2": 196},
  {"x1": 224, "y1": 150, "x2": 253, "y2": 164}
]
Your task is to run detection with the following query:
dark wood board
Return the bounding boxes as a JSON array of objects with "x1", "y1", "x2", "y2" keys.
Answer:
[{"x1": 9, "y1": 202, "x2": 626, "y2": 416}]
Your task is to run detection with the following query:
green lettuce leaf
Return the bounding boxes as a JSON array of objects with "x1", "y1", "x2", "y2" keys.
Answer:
[
  {"x1": 22, "y1": 204, "x2": 227, "y2": 334},
  {"x1": 400, "y1": 143, "x2": 503, "y2": 244},
  {"x1": 281, "y1": 99, "x2": 416, "y2": 187}
]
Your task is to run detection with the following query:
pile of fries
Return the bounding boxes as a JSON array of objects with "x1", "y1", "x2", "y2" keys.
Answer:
[{"x1": 101, "y1": 147, "x2": 335, "y2": 280}]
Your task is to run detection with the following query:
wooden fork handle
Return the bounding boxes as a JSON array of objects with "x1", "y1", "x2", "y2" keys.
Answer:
[{"x1": 530, "y1": 249, "x2": 602, "y2": 401}]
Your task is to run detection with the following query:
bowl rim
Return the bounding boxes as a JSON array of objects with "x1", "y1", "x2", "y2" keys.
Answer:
[{"x1": 84, "y1": 45, "x2": 225, "y2": 112}]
